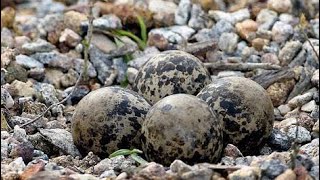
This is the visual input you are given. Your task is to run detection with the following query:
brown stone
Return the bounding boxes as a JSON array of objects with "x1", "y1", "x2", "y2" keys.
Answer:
[
  {"x1": 251, "y1": 38, "x2": 269, "y2": 51},
  {"x1": 1, "y1": 7, "x2": 15, "y2": 28},
  {"x1": 63, "y1": 11, "x2": 87, "y2": 34},
  {"x1": 235, "y1": 19, "x2": 258, "y2": 41},
  {"x1": 266, "y1": 79, "x2": 296, "y2": 107},
  {"x1": 275, "y1": 169, "x2": 296, "y2": 180},
  {"x1": 20, "y1": 161, "x2": 45, "y2": 180}
]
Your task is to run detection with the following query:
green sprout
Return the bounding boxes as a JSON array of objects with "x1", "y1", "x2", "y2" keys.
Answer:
[{"x1": 109, "y1": 149, "x2": 148, "y2": 165}]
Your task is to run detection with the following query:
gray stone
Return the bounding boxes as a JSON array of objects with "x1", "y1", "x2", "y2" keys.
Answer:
[
  {"x1": 150, "y1": 25, "x2": 195, "y2": 44},
  {"x1": 8, "y1": 157, "x2": 26, "y2": 172},
  {"x1": 1, "y1": 88, "x2": 14, "y2": 108},
  {"x1": 268, "y1": 128, "x2": 292, "y2": 151},
  {"x1": 310, "y1": 19, "x2": 319, "y2": 39},
  {"x1": 100, "y1": 170, "x2": 117, "y2": 179},
  {"x1": 260, "y1": 159, "x2": 288, "y2": 179},
  {"x1": 12, "y1": 125, "x2": 28, "y2": 142},
  {"x1": 277, "y1": 104, "x2": 292, "y2": 116},
  {"x1": 15, "y1": 55, "x2": 44, "y2": 69},
  {"x1": 310, "y1": 166, "x2": 319, "y2": 180},
  {"x1": 288, "y1": 90, "x2": 315, "y2": 108},
  {"x1": 31, "y1": 51, "x2": 69, "y2": 67},
  {"x1": 278, "y1": 41, "x2": 302, "y2": 66},
  {"x1": 92, "y1": 14, "x2": 122, "y2": 31},
  {"x1": 299, "y1": 138, "x2": 319, "y2": 158},
  {"x1": 170, "y1": 160, "x2": 193, "y2": 174},
  {"x1": 217, "y1": 71, "x2": 244, "y2": 78},
  {"x1": 288, "y1": 48, "x2": 307, "y2": 68},
  {"x1": 89, "y1": 45, "x2": 113, "y2": 85},
  {"x1": 62, "y1": 85, "x2": 90, "y2": 105},
  {"x1": 279, "y1": 13, "x2": 299, "y2": 26},
  {"x1": 218, "y1": 32, "x2": 239, "y2": 54},
  {"x1": 256, "y1": 9, "x2": 278, "y2": 30},
  {"x1": 287, "y1": 126, "x2": 311, "y2": 143},
  {"x1": 93, "y1": 155, "x2": 136, "y2": 175},
  {"x1": 59, "y1": 28, "x2": 81, "y2": 47},
  {"x1": 301, "y1": 100, "x2": 317, "y2": 112},
  {"x1": 271, "y1": 21, "x2": 293, "y2": 43},
  {"x1": 9, "y1": 116, "x2": 47, "y2": 134},
  {"x1": 73, "y1": 58, "x2": 97, "y2": 78},
  {"x1": 127, "y1": 67, "x2": 138, "y2": 84},
  {"x1": 22, "y1": 39, "x2": 55, "y2": 54},
  {"x1": 113, "y1": 58, "x2": 127, "y2": 83},
  {"x1": 208, "y1": 8, "x2": 250, "y2": 25},
  {"x1": 1, "y1": 139, "x2": 8, "y2": 160},
  {"x1": 34, "y1": 83, "x2": 62, "y2": 116},
  {"x1": 188, "y1": 4, "x2": 206, "y2": 30},
  {"x1": 311, "y1": 69, "x2": 319, "y2": 87},
  {"x1": 193, "y1": 28, "x2": 214, "y2": 42},
  {"x1": 212, "y1": 19, "x2": 235, "y2": 38},
  {"x1": 304, "y1": 39, "x2": 319, "y2": 69},
  {"x1": 39, "y1": 128, "x2": 81, "y2": 157},
  {"x1": 36, "y1": 0, "x2": 65, "y2": 18},
  {"x1": 175, "y1": 0, "x2": 192, "y2": 25},
  {"x1": 247, "y1": 55, "x2": 261, "y2": 63},
  {"x1": 1, "y1": 28, "x2": 14, "y2": 48},
  {"x1": 70, "y1": 174, "x2": 99, "y2": 180}
]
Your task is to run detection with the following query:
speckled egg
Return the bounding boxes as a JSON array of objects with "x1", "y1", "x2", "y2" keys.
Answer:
[
  {"x1": 71, "y1": 86, "x2": 151, "y2": 158},
  {"x1": 197, "y1": 77, "x2": 274, "y2": 155},
  {"x1": 141, "y1": 94, "x2": 223, "y2": 166},
  {"x1": 133, "y1": 50, "x2": 212, "y2": 104}
]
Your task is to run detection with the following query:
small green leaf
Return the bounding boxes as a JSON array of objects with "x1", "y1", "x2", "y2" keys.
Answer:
[
  {"x1": 109, "y1": 149, "x2": 133, "y2": 158},
  {"x1": 112, "y1": 29, "x2": 146, "y2": 50},
  {"x1": 136, "y1": 14, "x2": 147, "y2": 44},
  {"x1": 130, "y1": 153, "x2": 148, "y2": 165}
]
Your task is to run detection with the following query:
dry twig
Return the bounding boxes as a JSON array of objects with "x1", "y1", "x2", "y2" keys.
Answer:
[{"x1": 204, "y1": 62, "x2": 281, "y2": 71}]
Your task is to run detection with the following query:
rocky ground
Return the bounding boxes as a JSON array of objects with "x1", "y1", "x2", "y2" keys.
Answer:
[{"x1": 1, "y1": 0, "x2": 319, "y2": 179}]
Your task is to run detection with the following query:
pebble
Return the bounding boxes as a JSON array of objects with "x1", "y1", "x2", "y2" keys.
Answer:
[
  {"x1": 113, "y1": 57, "x2": 127, "y2": 83},
  {"x1": 310, "y1": 19, "x2": 319, "y2": 39},
  {"x1": 228, "y1": 166, "x2": 261, "y2": 180},
  {"x1": 38, "y1": 128, "x2": 81, "y2": 157},
  {"x1": 91, "y1": 33, "x2": 117, "y2": 54},
  {"x1": 91, "y1": 14, "x2": 122, "y2": 31},
  {"x1": 148, "y1": 0, "x2": 177, "y2": 26},
  {"x1": 275, "y1": 169, "x2": 296, "y2": 180},
  {"x1": 59, "y1": 28, "x2": 81, "y2": 48},
  {"x1": 235, "y1": 19, "x2": 258, "y2": 41},
  {"x1": 256, "y1": 9, "x2": 278, "y2": 30},
  {"x1": 63, "y1": 11, "x2": 87, "y2": 34},
  {"x1": 267, "y1": 0, "x2": 292, "y2": 13},
  {"x1": 93, "y1": 155, "x2": 135, "y2": 175},
  {"x1": 279, "y1": 13, "x2": 299, "y2": 26},
  {"x1": 266, "y1": 79, "x2": 295, "y2": 107},
  {"x1": 261, "y1": 53, "x2": 280, "y2": 64},
  {"x1": 218, "y1": 32, "x2": 239, "y2": 54},
  {"x1": 271, "y1": 21, "x2": 294, "y2": 44},
  {"x1": 1, "y1": 28, "x2": 14, "y2": 48},
  {"x1": 223, "y1": 144, "x2": 243, "y2": 158},
  {"x1": 72, "y1": 58, "x2": 97, "y2": 78},
  {"x1": 1, "y1": 87, "x2": 14, "y2": 108},
  {"x1": 211, "y1": 19, "x2": 235, "y2": 38},
  {"x1": 287, "y1": 126, "x2": 311, "y2": 143},
  {"x1": 251, "y1": 38, "x2": 269, "y2": 51},
  {"x1": 1, "y1": 7, "x2": 15, "y2": 28},
  {"x1": 174, "y1": 0, "x2": 192, "y2": 25},
  {"x1": 147, "y1": 25, "x2": 195, "y2": 49},
  {"x1": 1, "y1": 139, "x2": 9, "y2": 160},
  {"x1": 5, "y1": 62, "x2": 28, "y2": 83},
  {"x1": 188, "y1": 4, "x2": 206, "y2": 30},
  {"x1": 100, "y1": 170, "x2": 117, "y2": 179},
  {"x1": 15, "y1": 55, "x2": 44, "y2": 69},
  {"x1": 209, "y1": 8, "x2": 250, "y2": 25},
  {"x1": 299, "y1": 138, "x2": 319, "y2": 158},
  {"x1": 311, "y1": 69, "x2": 319, "y2": 87},
  {"x1": 278, "y1": 41, "x2": 302, "y2": 66},
  {"x1": 62, "y1": 85, "x2": 90, "y2": 105},
  {"x1": 34, "y1": 83, "x2": 62, "y2": 116},
  {"x1": 288, "y1": 91, "x2": 315, "y2": 108},
  {"x1": 268, "y1": 128, "x2": 292, "y2": 151},
  {"x1": 277, "y1": 104, "x2": 292, "y2": 116},
  {"x1": 313, "y1": 120, "x2": 319, "y2": 134},
  {"x1": 21, "y1": 39, "x2": 56, "y2": 55},
  {"x1": 301, "y1": 100, "x2": 317, "y2": 112},
  {"x1": 11, "y1": 80, "x2": 35, "y2": 97},
  {"x1": 9, "y1": 141, "x2": 34, "y2": 163},
  {"x1": 217, "y1": 71, "x2": 244, "y2": 78},
  {"x1": 260, "y1": 159, "x2": 288, "y2": 179},
  {"x1": 7, "y1": 157, "x2": 26, "y2": 172}
]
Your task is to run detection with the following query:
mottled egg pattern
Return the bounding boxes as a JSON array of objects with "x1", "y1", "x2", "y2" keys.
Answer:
[
  {"x1": 71, "y1": 86, "x2": 151, "y2": 158},
  {"x1": 133, "y1": 50, "x2": 212, "y2": 104},
  {"x1": 141, "y1": 94, "x2": 223, "y2": 166},
  {"x1": 197, "y1": 77, "x2": 274, "y2": 154}
]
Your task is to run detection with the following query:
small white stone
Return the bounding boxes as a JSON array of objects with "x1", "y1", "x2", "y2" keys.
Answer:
[
  {"x1": 301, "y1": 100, "x2": 317, "y2": 112},
  {"x1": 278, "y1": 104, "x2": 292, "y2": 116}
]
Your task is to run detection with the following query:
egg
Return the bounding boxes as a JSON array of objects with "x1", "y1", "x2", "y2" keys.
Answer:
[
  {"x1": 197, "y1": 77, "x2": 274, "y2": 154},
  {"x1": 133, "y1": 50, "x2": 211, "y2": 104},
  {"x1": 141, "y1": 94, "x2": 223, "y2": 166},
  {"x1": 71, "y1": 86, "x2": 151, "y2": 158}
]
